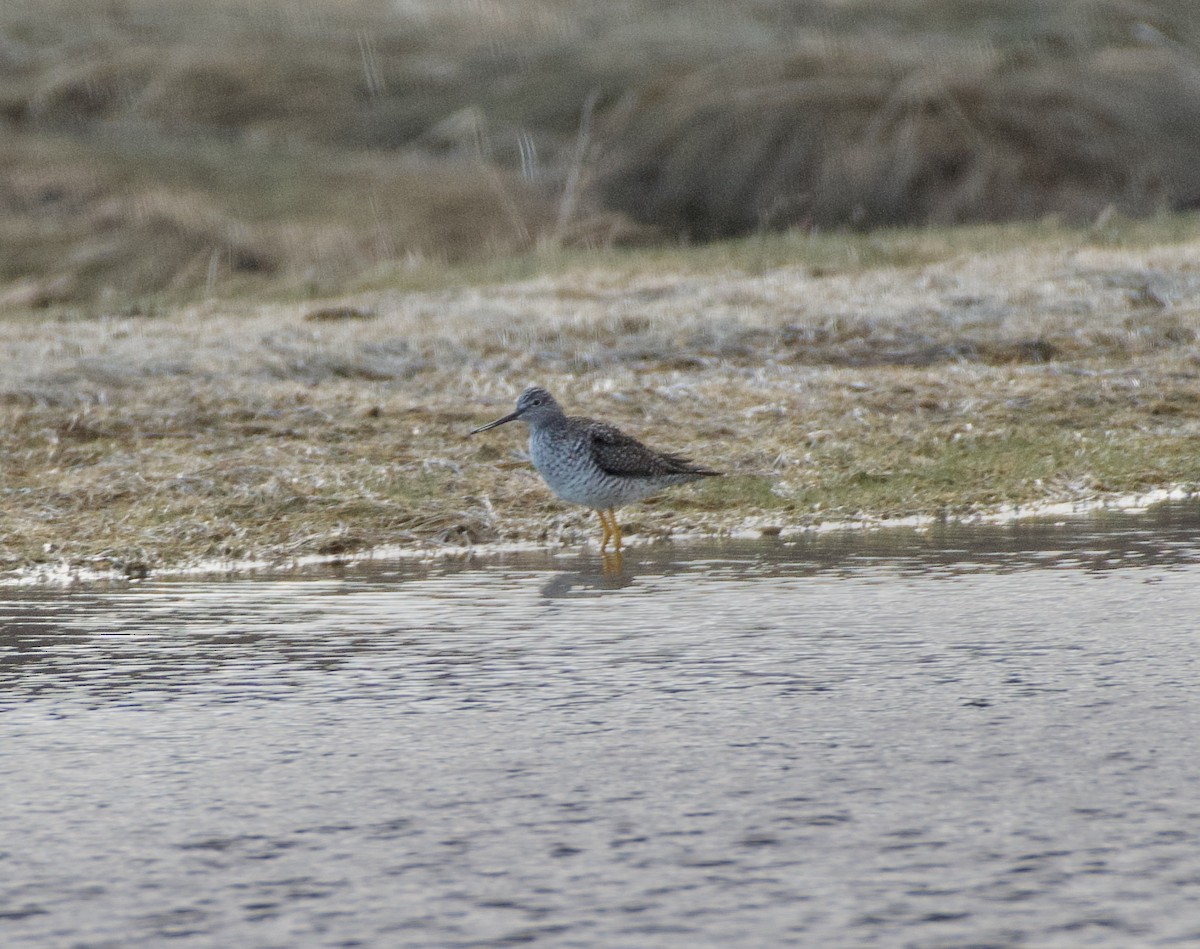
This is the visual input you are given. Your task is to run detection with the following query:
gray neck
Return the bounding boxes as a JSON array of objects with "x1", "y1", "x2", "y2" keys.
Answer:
[{"x1": 524, "y1": 409, "x2": 570, "y2": 433}]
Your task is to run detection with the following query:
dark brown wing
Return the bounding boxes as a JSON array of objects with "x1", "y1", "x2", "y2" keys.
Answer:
[{"x1": 581, "y1": 417, "x2": 721, "y2": 478}]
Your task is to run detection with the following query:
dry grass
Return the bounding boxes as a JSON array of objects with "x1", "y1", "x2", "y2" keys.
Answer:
[
  {"x1": 5, "y1": 0, "x2": 1200, "y2": 578},
  {"x1": 2, "y1": 217, "x2": 1200, "y2": 577},
  {"x1": 595, "y1": 41, "x2": 1200, "y2": 237},
  {"x1": 4, "y1": 0, "x2": 1200, "y2": 302},
  {"x1": 0, "y1": 133, "x2": 558, "y2": 305}
]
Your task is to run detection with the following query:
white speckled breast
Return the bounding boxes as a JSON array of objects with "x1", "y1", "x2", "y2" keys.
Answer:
[{"x1": 528, "y1": 425, "x2": 663, "y2": 510}]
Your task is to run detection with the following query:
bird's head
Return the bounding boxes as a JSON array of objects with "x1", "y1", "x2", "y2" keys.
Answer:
[{"x1": 470, "y1": 385, "x2": 563, "y2": 433}]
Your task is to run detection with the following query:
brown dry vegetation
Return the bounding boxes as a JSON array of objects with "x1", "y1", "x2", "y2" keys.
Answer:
[
  {"x1": 3, "y1": 1, "x2": 1200, "y2": 579},
  {"x1": 0, "y1": 133, "x2": 556, "y2": 305},
  {"x1": 2, "y1": 219, "x2": 1200, "y2": 579},
  {"x1": 3, "y1": 0, "x2": 1200, "y2": 302},
  {"x1": 596, "y1": 42, "x2": 1200, "y2": 237}
]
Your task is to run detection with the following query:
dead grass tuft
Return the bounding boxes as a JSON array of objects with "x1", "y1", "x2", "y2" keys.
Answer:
[
  {"x1": 595, "y1": 43, "x2": 1200, "y2": 237},
  {"x1": 0, "y1": 134, "x2": 557, "y2": 302},
  {"x1": 7, "y1": 1, "x2": 1200, "y2": 302}
]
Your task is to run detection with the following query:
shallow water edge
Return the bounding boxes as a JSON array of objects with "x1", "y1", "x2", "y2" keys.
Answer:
[{"x1": 6, "y1": 485, "x2": 1195, "y2": 588}]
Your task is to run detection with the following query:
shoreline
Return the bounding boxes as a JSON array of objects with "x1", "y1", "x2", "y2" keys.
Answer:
[
  {"x1": 5, "y1": 485, "x2": 1193, "y2": 588},
  {"x1": 3, "y1": 224, "x2": 1200, "y2": 584}
]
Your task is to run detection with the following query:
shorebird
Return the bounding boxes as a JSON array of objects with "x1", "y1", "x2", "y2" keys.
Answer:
[{"x1": 470, "y1": 386, "x2": 721, "y2": 551}]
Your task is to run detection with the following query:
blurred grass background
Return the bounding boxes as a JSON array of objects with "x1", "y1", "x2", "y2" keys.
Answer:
[{"x1": 3, "y1": 0, "x2": 1200, "y2": 306}]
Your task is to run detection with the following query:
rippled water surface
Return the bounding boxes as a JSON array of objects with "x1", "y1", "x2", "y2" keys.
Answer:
[{"x1": 5, "y1": 503, "x2": 1200, "y2": 948}]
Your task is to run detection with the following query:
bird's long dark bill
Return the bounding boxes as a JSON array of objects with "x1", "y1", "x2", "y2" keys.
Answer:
[{"x1": 470, "y1": 411, "x2": 520, "y2": 434}]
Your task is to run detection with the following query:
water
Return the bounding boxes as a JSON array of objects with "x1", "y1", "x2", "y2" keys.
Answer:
[{"x1": 4, "y1": 503, "x2": 1200, "y2": 948}]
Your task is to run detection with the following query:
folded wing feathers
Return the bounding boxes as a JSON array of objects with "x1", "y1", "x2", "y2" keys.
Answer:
[{"x1": 585, "y1": 419, "x2": 722, "y2": 478}]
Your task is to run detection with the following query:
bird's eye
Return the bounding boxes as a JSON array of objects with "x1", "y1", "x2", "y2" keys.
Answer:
[{"x1": 531, "y1": 398, "x2": 542, "y2": 406}]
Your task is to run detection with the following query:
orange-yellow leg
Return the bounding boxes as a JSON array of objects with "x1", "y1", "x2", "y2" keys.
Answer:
[
  {"x1": 596, "y1": 508, "x2": 624, "y2": 552},
  {"x1": 607, "y1": 509, "x2": 623, "y2": 551},
  {"x1": 596, "y1": 509, "x2": 613, "y2": 550}
]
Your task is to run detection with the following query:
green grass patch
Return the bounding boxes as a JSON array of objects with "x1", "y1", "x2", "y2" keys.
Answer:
[
  {"x1": 687, "y1": 474, "x2": 796, "y2": 512},
  {"x1": 788, "y1": 428, "x2": 1200, "y2": 519}
]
